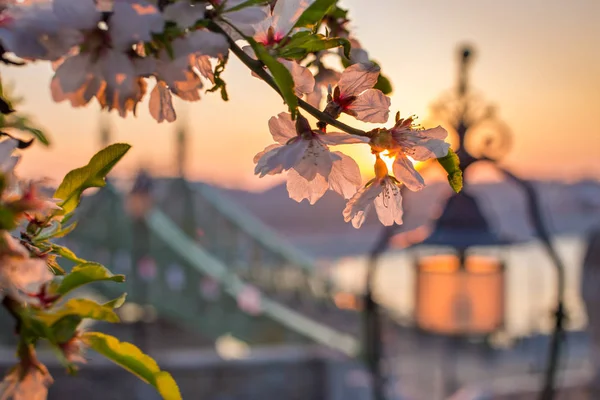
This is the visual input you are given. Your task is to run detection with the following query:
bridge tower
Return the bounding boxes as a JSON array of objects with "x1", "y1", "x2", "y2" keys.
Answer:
[
  {"x1": 175, "y1": 114, "x2": 188, "y2": 178},
  {"x1": 99, "y1": 112, "x2": 112, "y2": 149}
]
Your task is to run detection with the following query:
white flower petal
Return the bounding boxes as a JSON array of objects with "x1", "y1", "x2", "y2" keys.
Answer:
[
  {"x1": 109, "y1": 0, "x2": 164, "y2": 50},
  {"x1": 224, "y1": 0, "x2": 268, "y2": 35},
  {"x1": 373, "y1": 179, "x2": 403, "y2": 226},
  {"x1": 305, "y1": 89, "x2": 323, "y2": 108},
  {"x1": 343, "y1": 182, "x2": 383, "y2": 229},
  {"x1": 394, "y1": 126, "x2": 450, "y2": 161},
  {"x1": 253, "y1": 143, "x2": 281, "y2": 164},
  {"x1": 8, "y1": 258, "x2": 52, "y2": 295},
  {"x1": 392, "y1": 153, "x2": 425, "y2": 191},
  {"x1": 337, "y1": 62, "x2": 380, "y2": 97},
  {"x1": 193, "y1": 55, "x2": 215, "y2": 84},
  {"x1": 286, "y1": 168, "x2": 328, "y2": 205},
  {"x1": 268, "y1": 112, "x2": 297, "y2": 144},
  {"x1": 186, "y1": 30, "x2": 229, "y2": 58},
  {"x1": 149, "y1": 81, "x2": 176, "y2": 123},
  {"x1": 53, "y1": 53, "x2": 92, "y2": 93},
  {"x1": 53, "y1": 0, "x2": 100, "y2": 30},
  {"x1": 163, "y1": 1, "x2": 205, "y2": 28},
  {"x1": 251, "y1": 14, "x2": 276, "y2": 43},
  {"x1": 328, "y1": 151, "x2": 362, "y2": 199},
  {"x1": 279, "y1": 59, "x2": 314, "y2": 96},
  {"x1": 272, "y1": 0, "x2": 313, "y2": 36},
  {"x1": 345, "y1": 88, "x2": 391, "y2": 123},
  {"x1": 254, "y1": 139, "x2": 308, "y2": 177},
  {"x1": 293, "y1": 139, "x2": 332, "y2": 181}
]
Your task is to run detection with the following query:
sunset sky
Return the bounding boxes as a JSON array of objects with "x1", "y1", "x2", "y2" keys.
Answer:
[{"x1": 2, "y1": 0, "x2": 599, "y2": 191}]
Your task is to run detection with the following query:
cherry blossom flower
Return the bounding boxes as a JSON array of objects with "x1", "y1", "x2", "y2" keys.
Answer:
[
  {"x1": 59, "y1": 332, "x2": 87, "y2": 364},
  {"x1": 245, "y1": 0, "x2": 315, "y2": 97},
  {"x1": 0, "y1": 2, "x2": 78, "y2": 61},
  {"x1": 2, "y1": 180, "x2": 62, "y2": 222},
  {"x1": 135, "y1": 31, "x2": 228, "y2": 122},
  {"x1": 164, "y1": 0, "x2": 266, "y2": 37},
  {"x1": 254, "y1": 113, "x2": 366, "y2": 204},
  {"x1": 0, "y1": 232, "x2": 53, "y2": 303},
  {"x1": 386, "y1": 116, "x2": 450, "y2": 191},
  {"x1": 325, "y1": 63, "x2": 391, "y2": 123},
  {"x1": 343, "y1": 155, "x2": 403, "y2": 229},
  {"x1": 50, "y1": 0, "x2": 164, "y2": 116},
  {"x1": 0, "y1": 358, "x2": 53, "y2": 400}
]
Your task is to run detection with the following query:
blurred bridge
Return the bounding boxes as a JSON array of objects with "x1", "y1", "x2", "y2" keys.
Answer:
[{"x1": 65, "y1": 176, "x2": 398, "y2": 357}]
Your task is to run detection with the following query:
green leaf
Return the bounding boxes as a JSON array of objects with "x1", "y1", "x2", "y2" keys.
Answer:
[
  {"x1": 50, "y1": 315, "x2": 82, "y2": 344},
  {"x1": 373, "y1": 73, "x2": 393, "y2": 95},
  {"x1": 36, "y1": 298, "x2": 119, "y2": 326},
  {"x1": 34, "y1": 221, "x2": 77, "y2": 241},
  {"x1": 294, "y1": 0, "x2": 336, "y2": 29},
  {"x1": 249, "y1": 40, "x2": 298, "y2": 118},
  {"x1": 83, "y1": 332, "x2": 182, "y2": 400},
  {"x1": 51, "y1": 244, "x2": 87, "y2": 264},
  {"x1": 54, "y1": 143, "x2": 131, "y2": 216},
  {"x1": 437, "y1": 148, "x2": 463, "y2": 193},
  {"x1": 0, "y1": 205, "x2": 17, "y2": 230},
  {"x1": 103, "y1": 293, "x2": 127, "y2": 309},
  {"x1": 278, "y1": 33, "x2": 350, "y2": 60},
  {"x1": 55, "y1": 263, "x2": 125, "y2": 296},
  {"x1": 4, "y1": 115, "x2": 50, "y2": 145}
]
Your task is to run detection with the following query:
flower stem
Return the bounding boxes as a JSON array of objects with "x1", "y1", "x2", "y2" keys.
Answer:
[{"x1": 207, "y1": 21, "x2": 369, "y2": 138}]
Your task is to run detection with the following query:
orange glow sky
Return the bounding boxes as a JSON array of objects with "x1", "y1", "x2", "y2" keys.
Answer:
[{"x1": 3, "y1": 0, "x2": 599, "y2": 191}]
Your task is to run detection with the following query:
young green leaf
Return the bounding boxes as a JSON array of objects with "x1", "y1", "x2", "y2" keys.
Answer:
[
  {"x1": 373, "y1": 73, "x2": 393, "y2": 95},
  {"x1": 294, "y1": 0, "x2": 336, "y2": 29},
  {"x1": 55, "y1": 263, "x2": 125, "y2": 296},
  {"x1": 50, "y1": 315, "x2": 82, "y2": 344},
  {"x1": 278, "y1": 34, "x2": 351, "y2": 60},
  {"x1": 3, "y1": 115, "x2": 50, "y2": 145},
  {"x1": 249, "y1": 41, "x2": 298, "y2": 118},
  {"x1": 83, "y1": 332, "x2": 182, "y2": 400},
  {"x1": 34, "y1": 221, "x2": 77, "y2": 241},
  {"x1": 51, "y1": 244, "x2": 88, "y2": 264},
  {"x1": 54, "y1": 143, "x2": 131, "y2": 216},
  {"x1": 103, "y1": 293, "x2": 127, "y2": 309},
  {"x1": 437, "y1": 148, "x2": 463, "y2": 193},
  {"x1": 36, "y1": 298, "x2": 119, "y2": 326}
]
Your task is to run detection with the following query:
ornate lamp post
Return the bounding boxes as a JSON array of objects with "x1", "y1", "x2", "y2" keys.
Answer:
[
  {"x1": 431, "y1": 45, "x2": 567, "y2": 400},
  {"x1": 365, "y1": 44, "x2": 567, "y2": 400}
]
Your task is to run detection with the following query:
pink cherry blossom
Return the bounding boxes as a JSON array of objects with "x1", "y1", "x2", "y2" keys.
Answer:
[
  {"x1": 387, "y1": 116, "x2": 450, "y2": 191},
  {"x1": 50, "y1": 0, "x2": 164, "y2": 116},
  {"x1": 343, "y1": 155, "x2": 404, "y2": 229},
  {"x1": 0, "y1": 232, "x2": 53, "y2": 304},
  {"x1": 0, "y1": 360, "x2": 53, "y2": 400},
  {"x1": 254, "y1": 113, "x2": 366, "y2": 204},
  {"x1": 0, "y1": 2, "x2": 77, "y2": 61},
  {"x1": 252, "y1": 0, "x2": 313, "y2": 45},
  {"x1": 245, "y1": 0, "x2": 315, "y2": 97},
  {"x1": 325, "y1": 63, "x2": 391, "y2": 123},
  {"x1": 59, "y1": 333, "x2": 87, "y2": 364}
]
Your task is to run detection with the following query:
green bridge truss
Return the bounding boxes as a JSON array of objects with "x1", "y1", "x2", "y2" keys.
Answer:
[{"x1": 65, "y1": 179, "x2": 364, "y2": 356}]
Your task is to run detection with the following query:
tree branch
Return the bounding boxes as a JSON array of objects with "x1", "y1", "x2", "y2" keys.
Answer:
[{"x1": 207, "y1": 21, "x2": 370, "y2": 138}]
